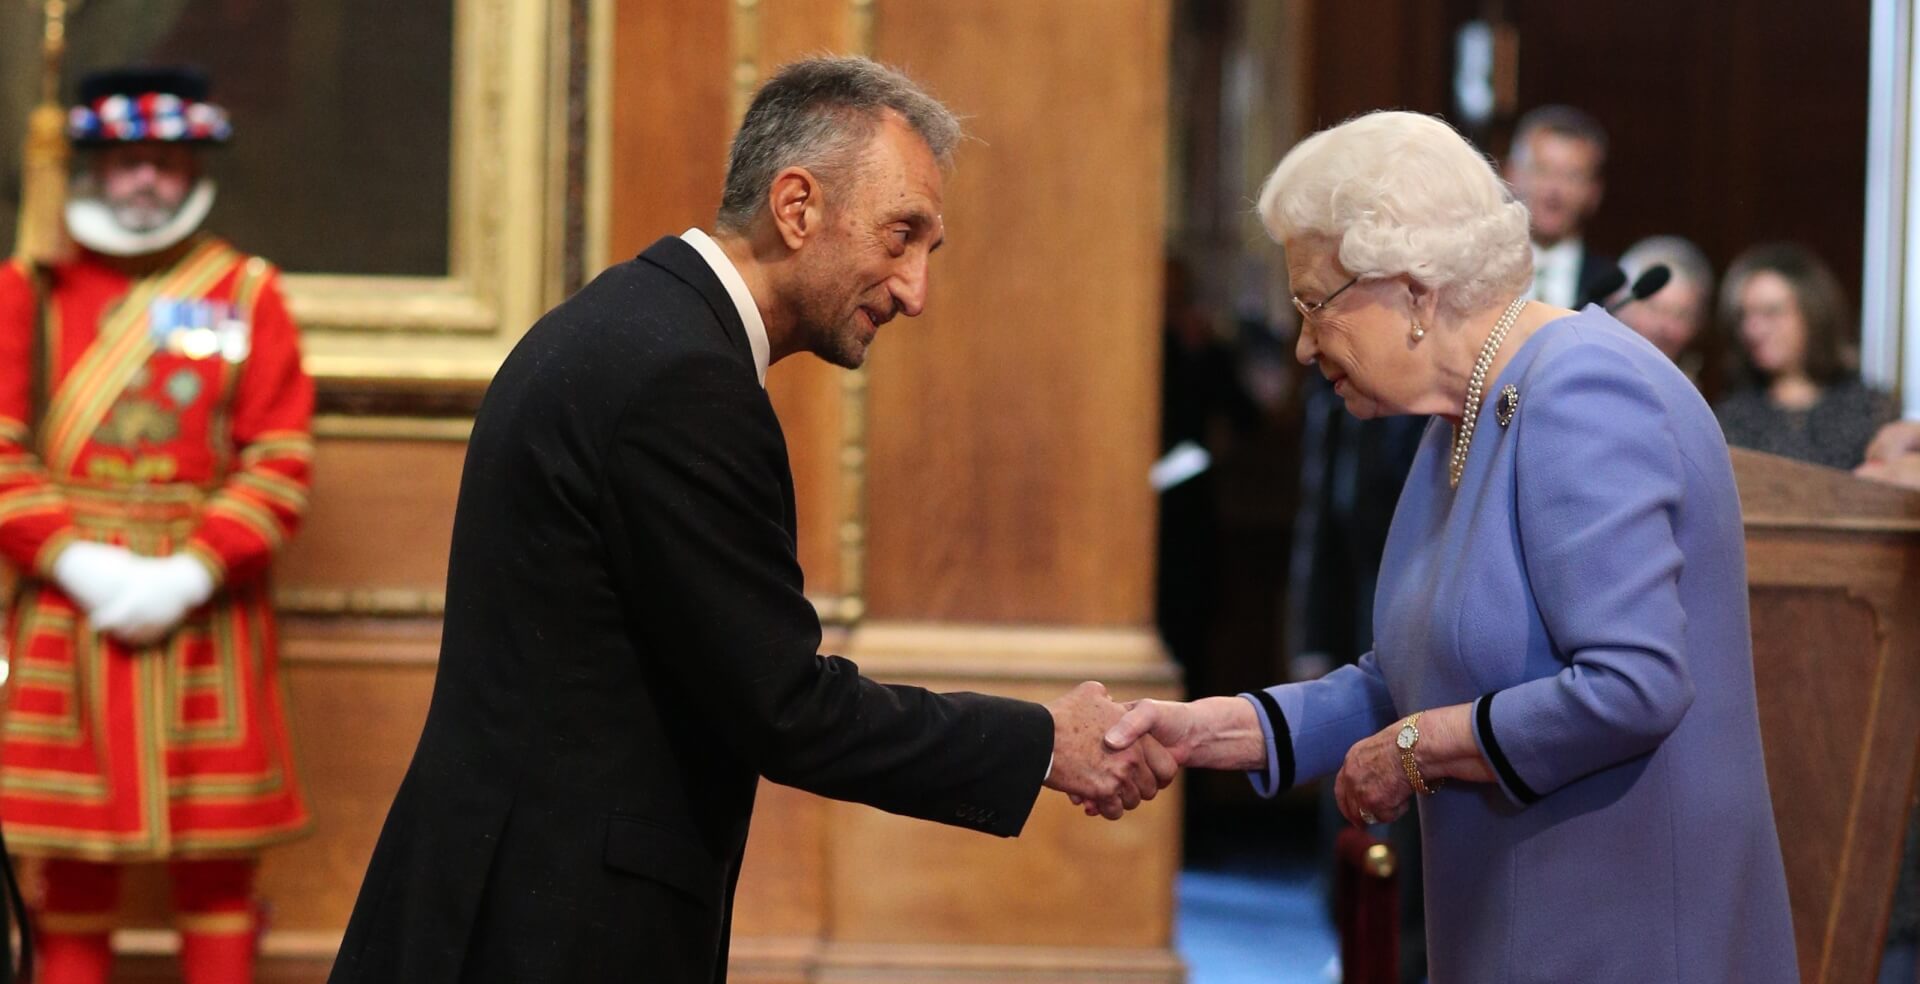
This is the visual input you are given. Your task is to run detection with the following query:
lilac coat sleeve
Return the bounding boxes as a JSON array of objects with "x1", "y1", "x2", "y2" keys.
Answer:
[
  {"x1": 1477, "y1": 344, "x2": 1695, "y2": 805},
  {"x1": 1245, "y1": 650, "x2": 1400, "y2": 796}
]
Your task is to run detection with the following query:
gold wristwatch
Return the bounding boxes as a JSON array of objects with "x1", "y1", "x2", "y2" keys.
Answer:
[{"x1": 1396, "y1": 713, "x2": 1444, "y2": 795}]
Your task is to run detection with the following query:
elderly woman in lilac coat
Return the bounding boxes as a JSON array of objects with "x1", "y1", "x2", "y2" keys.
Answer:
[{"x1": 1107, "y1": 111, "x2": 1797, "y2": 983}]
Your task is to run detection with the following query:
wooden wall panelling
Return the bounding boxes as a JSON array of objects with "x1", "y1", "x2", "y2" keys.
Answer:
[
  {"x1": 261, "y1": 633, "x2": 443, "y2": 929},
  {"x1": 863, "y1": 0, "x2": 1171, "y2": 626},
  {"x1": 1749, "y1": 581, "x2": 1900, "y2": 984},
  {"x1": 608, "y1": 0, "x2": 732, "y2": 260},
  {"x1": 273, "y1": 438, "x2": 467, "y2": 606},
  {"x1": 1734, "y1": 450, "x2": 1920, "y2": 984},
  {"x1": 826, "y1": 623, "x2": 1181, "y2": 955},
  {"x1": 1301, "y1": 0, "x2": 1450, "y2": 129},
  {"x1": 1507, "y1": 0, "x2": 1872, "y2": 315},
  {"x1": 760, "y1": 0, "x2": 857, "y2": 61}
]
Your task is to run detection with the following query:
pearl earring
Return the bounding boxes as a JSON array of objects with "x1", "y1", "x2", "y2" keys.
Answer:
[{"x1": 1410, "y1": 320, "x2": 1426, "y2": 341}]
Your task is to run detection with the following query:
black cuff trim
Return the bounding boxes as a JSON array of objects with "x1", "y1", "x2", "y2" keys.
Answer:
[
  {"x1": 1477, "y1": 692, "x2": 1539, "y2": 805},
  {"x1": 1250, "y1": 689, "x2": 1295, "y2": 792}
]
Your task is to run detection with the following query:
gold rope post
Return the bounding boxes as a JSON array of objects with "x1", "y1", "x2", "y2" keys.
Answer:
[{"x1": 15, "y1": 0, "x2": 74, "y2": 265}]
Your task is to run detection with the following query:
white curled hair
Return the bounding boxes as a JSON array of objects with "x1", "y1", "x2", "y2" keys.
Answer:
[{"x1": 1258, "y1": 111, "x2": 1532, "y2": 317}]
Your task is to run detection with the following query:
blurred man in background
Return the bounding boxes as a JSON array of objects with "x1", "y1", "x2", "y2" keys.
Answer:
[{"x1": 1506, "y1": 105, "x2": 1616, "y2": 309}]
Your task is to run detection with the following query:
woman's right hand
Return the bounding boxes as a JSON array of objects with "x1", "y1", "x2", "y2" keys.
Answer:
[{"x1": 1102, "y1": 696, "x2": 1268, "y2": 772}]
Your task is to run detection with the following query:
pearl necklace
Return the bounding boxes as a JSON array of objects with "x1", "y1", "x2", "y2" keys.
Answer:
[{"x1": 1448, "y1": 296, "x2": 1529, "y2": 489}]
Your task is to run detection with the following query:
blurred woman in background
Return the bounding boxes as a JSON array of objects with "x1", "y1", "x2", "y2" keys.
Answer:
[{"x1": 1714, "y1": 242, "x2": 1892, "y2": 469}]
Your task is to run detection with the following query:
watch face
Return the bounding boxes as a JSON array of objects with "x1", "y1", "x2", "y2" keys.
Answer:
[{"x1": 1397, "y1": 725, "x2": 1417, "y2": 750}]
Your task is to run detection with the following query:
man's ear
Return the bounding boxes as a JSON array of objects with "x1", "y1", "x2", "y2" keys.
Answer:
[{"x1": 768, "y1": 166, "x2": 823, "y2": 251}]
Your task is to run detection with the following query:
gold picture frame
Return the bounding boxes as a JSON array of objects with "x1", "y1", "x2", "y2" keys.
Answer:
[{"x1": 286, "y1": 0, "x2": 606, "y2": 394}]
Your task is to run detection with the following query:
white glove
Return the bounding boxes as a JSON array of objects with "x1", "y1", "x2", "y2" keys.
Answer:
[
  {"x1": 50, "y1": 541, "x2": 141, "y2": 614},
  {"x1": 90, "y1": 554, "x2": 216, "y2": 646}
]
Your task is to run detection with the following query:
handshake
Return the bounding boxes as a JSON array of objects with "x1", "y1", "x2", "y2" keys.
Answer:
[
  {"x1": 50, "y1": 540, "x2": 215, "y2": 646},
  {"x1": 1037, "y1": 682, "x2": 1212, "y2": 819},
  {"x1": 1042, "y1": 686, "x2": 1268, "y2": 819}
]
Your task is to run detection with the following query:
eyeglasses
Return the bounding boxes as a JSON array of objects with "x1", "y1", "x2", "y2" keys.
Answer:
[{"x1": 1291, "y1": 274, "x2": 1362, "y2": 323}]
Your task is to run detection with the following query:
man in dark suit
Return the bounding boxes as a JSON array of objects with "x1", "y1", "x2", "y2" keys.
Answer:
[
  {"x1": 1504, "y1": 105, "x2": 1617, "y2": 309},
  {"x1": 328, "y1": 57, "x2": 1175, "y2": 984}
]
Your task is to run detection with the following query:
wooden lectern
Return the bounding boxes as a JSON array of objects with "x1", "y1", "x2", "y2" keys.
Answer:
[{"x1": 1736, "y1": 448, "x2": 1920, "y2": 984}]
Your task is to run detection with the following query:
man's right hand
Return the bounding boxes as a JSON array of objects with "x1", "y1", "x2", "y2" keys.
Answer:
[
  {"x1": 1042, "y1": 681, "x2": 1178, "y2": 820},
  {"x1": 51, "y1": 541, "x2": 140, "y2": 615}
]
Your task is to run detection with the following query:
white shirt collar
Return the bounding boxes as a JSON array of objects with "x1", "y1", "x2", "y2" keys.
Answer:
[
  {"x1": 680, "y1": 227, "x2": 770, "y2": 386},
  {"x1": 1534, "y1": 237, "x2": 1583, "y2": 267},
  {"x1": 1530, "y1": 237, "x2": 1585, "y2": 309}
]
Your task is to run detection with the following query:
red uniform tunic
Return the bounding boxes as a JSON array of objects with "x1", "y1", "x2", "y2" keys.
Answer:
[{"x1": 0, "y1": 236, "x2": 312, "y2": 860}]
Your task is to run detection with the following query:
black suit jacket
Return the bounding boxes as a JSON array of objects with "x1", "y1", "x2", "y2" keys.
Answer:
[
  {"x1": 1286, "y1": 375, "x2": 1425, "y2": 664},
  {"x1": 1574, "y1": 248, "x2": 1620, "y2": 309},
  {"x1": 328, "y1": 238, "x2": 1054, "y2": 984}
]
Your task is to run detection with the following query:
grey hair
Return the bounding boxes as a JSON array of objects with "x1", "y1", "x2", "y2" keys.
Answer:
[
  {"x1": 1620, "y1": 235, "x2": 1713, "y2": 295},
  {"x1": 716, "y1": 56, "x2": 960, "y2": 233},
  {"x1": 1258, "y1": 110, "x2": 1533, "y2": 317}
]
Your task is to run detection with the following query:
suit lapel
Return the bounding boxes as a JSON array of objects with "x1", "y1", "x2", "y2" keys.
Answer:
[
  {"x1": 637, "y1": 237, "x2": 758, "y2": 379},
  {"x1": 636, "y1": 237, "x2": 798, "y2": 538}
]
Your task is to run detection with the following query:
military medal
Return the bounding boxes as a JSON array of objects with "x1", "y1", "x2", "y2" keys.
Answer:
[{"x1": 149, "y1": 296, "x2": 249, "y2": 362}]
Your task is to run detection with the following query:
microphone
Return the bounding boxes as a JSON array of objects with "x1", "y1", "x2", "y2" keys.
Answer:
[
  {"x1": 1581, "y1": 265, "x2": 1627, "y2": 308},
  {"x1": 1606, "y1": 264, "x2": 1672, "y2": 313}
]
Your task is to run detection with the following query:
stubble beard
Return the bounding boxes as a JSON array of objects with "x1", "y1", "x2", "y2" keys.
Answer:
[
  {"x1": 813, "y1": 315, "x2": 871, "y2": 369},
  {"x1": 791, "y1": 244, "x2": 880, "y2": 369}
]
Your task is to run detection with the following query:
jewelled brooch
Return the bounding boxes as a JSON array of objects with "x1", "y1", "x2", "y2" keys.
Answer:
[{"x1": 1495, "y1": 384, "x2": 1520, "y2": 427}]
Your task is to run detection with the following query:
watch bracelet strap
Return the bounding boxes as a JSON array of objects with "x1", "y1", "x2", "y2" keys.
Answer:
[
  {"x1": 1400, "y1": 714, "x2": 1444, "y2": 795},
  {"x1": 1401, "y1": 750, "x2": 1442, "y2": 794}
]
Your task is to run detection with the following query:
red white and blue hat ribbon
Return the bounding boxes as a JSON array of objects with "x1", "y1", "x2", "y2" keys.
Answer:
[{"x1": 67, "y1": 92, "x2": 232, "y2": 145}]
